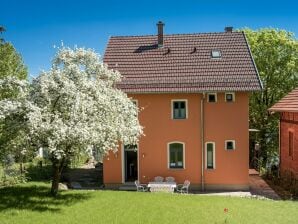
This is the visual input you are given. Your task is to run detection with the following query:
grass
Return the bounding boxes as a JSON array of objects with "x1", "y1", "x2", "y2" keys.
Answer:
[{"x1": 0, "y1": 182, "x2": 297, "y2": 224}]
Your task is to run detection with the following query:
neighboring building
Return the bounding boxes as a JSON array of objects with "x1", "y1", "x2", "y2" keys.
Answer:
[
  {"x1": 102, "y1": 22, "x2": 262, "y2": 190},
  {"x1": 269, "y1": 88, "x2": 298, "y2": 179}
]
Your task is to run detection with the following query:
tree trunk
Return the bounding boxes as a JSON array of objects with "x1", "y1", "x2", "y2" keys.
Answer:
[
  {"x1": 51, "y1": 158, "x2": 65, "y2": 196},
  {"x1": 51, "y1": 163, "x2": 61, "y2": 196}
]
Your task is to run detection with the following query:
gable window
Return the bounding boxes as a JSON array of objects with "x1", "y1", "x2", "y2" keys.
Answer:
[
  {"x1": 225, "y1": 93, "x2": 235, "y2": 102},
  {"x1": 206, "y1": 142, "x2": 215, "y2": 169},
  {"x1": 207, "y1": 93, "x2": 217, "y2": 103},
  {"x1": 168, "y1": 142, "x2": 184, "y2": 169},
  {"x1": 132, "y1": 100, "x2": 138, "y2": 106},
  {"x1": 289, "y1": 131, "x2": 294, "y2": 159},
  {"x1": 211, "y1": 50, "x2": 221, "y2": 58},
  {"x1": 225, "y1": 140, "x2": 235, "y2": 150},
  {"x1": 172, "y1": 100, "x2": 187, "y2": 119}
]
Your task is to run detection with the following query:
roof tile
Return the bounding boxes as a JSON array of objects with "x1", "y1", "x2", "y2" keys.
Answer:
[
  {"x1": 103, "y1": 32, "x2": 262, "y2": 93},
  {"x1": 269, "y1": 88, "x2": 298, "y2": 113}
]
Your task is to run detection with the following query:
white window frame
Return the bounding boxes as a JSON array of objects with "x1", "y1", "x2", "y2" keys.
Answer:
[
  {"x1": 207, "y1": 93, "x2": 217, "y2": 103},
  {"x1": 167, "y1": 141, "x2": 185, "y2": 169},
  {"x1": 225, "y1": 140, "x2": 236, "y2": 150},
  {"x1": 205, "y1": 142, "x2": 216, "y2": 170},
  {"x1": 171, "y1": 99, "x2": 188, "y2": 119},
  {"x1": 225, "y1": 92, "x2": 235, "y2": 102}
]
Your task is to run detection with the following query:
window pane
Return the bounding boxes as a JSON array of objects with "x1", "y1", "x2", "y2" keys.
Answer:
[
  {"x1": 208, "y1": 94, "x2": 216, "y2": 102},
  {"x1": 226, "y1": 141, "x2": 234, "y2": 150},
  {"x1": 180, "y1": 108, "x2": 186, "y2": 119},
  {"x1": 174, "y1": 102, "x2": 179, "y2": 109},
  {"x1": 180, "y1": 101, "x2": 185, "y2": 109},
  {"x1": 226, "y1": 94, "x2": 233, "y2": 102},
  {"x1": 169, "y1": 143, "x2": 183, "y2": 168},
  {"x1": 207, "y1": 143, "x2": 214, "y2": 169},
  {"x1": 211, "y1": 50, "x2": 221, "y2": 58}
]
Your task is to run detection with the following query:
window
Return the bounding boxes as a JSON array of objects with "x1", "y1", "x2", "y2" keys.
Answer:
[
  {"x1": 211, "y1": 50, "x2": 221, "y2": 58},
  {"x1": 206, "y1": 142, "x2": 215, "y2": 169},
  {"x1": 172, "y1": 100, "x2": 187, "y2": 119},
  {"x1": 207, "y1": 93, "x2": 217, "y2": 103},
  {"x1": 225, "y1": 93, "x2": 235, "y2": 102},
  {"x1": 289, "y1": 132, "x2": 294, "y2": 158},
  {"x1": 225, "y1": 140, "x2": 235, "y2": 150},
  {"x1": 132, "y1": 100, "x2": 138, "y2": 106},
  {"x1": 168, "y1": 143, "x2": 184, "y2": 169}
]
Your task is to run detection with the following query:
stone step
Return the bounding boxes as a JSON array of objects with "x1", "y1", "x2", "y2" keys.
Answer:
[{"x1": 119, "y1": 186, "x2": 137, "y2": 191}]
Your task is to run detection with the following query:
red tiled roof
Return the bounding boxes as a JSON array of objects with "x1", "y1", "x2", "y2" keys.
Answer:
[
  {"x1": 269, "y1": 88, "x2": 298, "y2": 113},
  {"x1": 103, "y1": 32, "x2": 262, "y2": 93}
]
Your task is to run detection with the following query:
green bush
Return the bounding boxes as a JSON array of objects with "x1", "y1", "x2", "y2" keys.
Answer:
[{"x1": 0, "y1": 164, "x2": 27, "y2": 187}]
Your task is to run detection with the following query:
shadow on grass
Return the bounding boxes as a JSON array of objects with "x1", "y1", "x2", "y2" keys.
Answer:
[{"x1": 0, "y1": 184, "x2": 92, "y2": 212}]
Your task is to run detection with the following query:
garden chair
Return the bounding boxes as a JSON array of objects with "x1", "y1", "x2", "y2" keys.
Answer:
[
  {"x1": 176, "y1": 180, "x2": 190, "y2": 194},
  {"x1": 154, "y1": 176, "x2": 164, "y2": 182},
  {"x1": 135, "y1": 180, "x2": 148, "y2": 192},
  {"x1": 165, "y1": 176, "x2": 175, "y2": 182}
]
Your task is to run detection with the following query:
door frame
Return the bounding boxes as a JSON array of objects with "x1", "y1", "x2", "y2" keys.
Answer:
[{"x1": 121, "y1": 144, "x2": 139, "y2": 183}]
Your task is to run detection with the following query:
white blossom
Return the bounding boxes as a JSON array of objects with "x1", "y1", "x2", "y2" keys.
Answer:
[{"x1": 0, "y1": 47, "x2": 143, "y2": 160}]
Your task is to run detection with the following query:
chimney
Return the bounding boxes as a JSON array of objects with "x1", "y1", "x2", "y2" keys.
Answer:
[
  {"x1": 157, "y1": 21, "x2": 165, "y2": 48},
  {"x1": 224, "y1": 26, "x2": 233, "y2": 32}
]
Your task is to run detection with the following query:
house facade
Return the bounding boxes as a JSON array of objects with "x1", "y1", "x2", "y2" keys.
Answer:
[
  {"x1": 269, "y1": 88, "x2": 298, "y2": 180},
  {"x1": 102, "y1": 22, "x2": 262, "y2": 190}
]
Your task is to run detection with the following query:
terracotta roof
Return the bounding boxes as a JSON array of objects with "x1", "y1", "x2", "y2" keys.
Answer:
[
  {"x1": 269, "y1": 88, "x2": 298, "y2": 113},
  {"x1": 103, "y1": 31, "x2": 262, "y2": 93}
]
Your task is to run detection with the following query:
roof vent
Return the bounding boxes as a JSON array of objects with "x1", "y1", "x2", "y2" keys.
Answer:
[
  {"x1": 191, "y1": 47, "x2": 197, "y2": 54},
  {"x1": 224, "y1": 27, "x2": 233, "y2": 32},
  {"x1": 157, "y1": 21, "x2": 165, "y2": 48},
  {"x1": 163, "y1": 47, "x2": 170, "y2": 55}
]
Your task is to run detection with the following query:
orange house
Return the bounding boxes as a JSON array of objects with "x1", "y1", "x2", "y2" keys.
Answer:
[
  {"x1": 269, "y1": 88, "x2": 298, "y2": 179},
  {"x1": 103, "y1": 22, "x2": 262, "y2": 190}
]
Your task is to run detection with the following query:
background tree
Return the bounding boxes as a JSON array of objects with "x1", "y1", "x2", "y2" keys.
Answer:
[
  {"x1": 243, "y1": 28, "x2": 298, "y2": 167},
  {"x1": 0, "y1": 26, "x2": 28, "y2": 163},
  {"x1": 0, "y1": 26, "x2": 6, "y2": 42},
  {"x1": 0, "y1": 47, "x2": 143, "y2": 195}
]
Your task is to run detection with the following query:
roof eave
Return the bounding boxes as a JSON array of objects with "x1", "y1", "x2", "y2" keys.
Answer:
[{"x1": 242, "y1": 31, "x2": 263, "y2": 91}]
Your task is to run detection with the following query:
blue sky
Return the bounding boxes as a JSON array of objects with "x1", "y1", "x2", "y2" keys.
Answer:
[{"x1": 1, "y1": 0, "x2": 298, "y2": 78}]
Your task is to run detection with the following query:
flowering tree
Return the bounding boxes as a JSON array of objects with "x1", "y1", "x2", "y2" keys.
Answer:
[{"x1": 0, "y1": 47, "x2": 143, "y2": 195}]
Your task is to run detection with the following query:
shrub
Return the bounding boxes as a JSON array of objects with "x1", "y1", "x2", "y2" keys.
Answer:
[{"x1": 0, "y1": 164, "x2": 27, "y2": 187}]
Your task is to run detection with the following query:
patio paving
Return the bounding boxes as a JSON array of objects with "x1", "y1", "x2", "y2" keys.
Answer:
[{"x1": 249, "y1": 169, "x2": 280, "y2": 200}]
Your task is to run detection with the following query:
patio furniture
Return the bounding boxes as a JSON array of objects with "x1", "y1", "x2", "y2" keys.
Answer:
[
  {"x1": 148, "y1": 182, "x2": 176, "y2": 193},
  {"x1": 154, "y1": 176, "x2": 164, "y2": 182},
  {"x1": 176, "y1": 180, "x2": 190, "y2": 194},
  {"x1": 135, "y1": 180, "x2": 148, "y2": 192},
  {"x1": 165, "y1": 176, "x2": 175, "y2": 182}
]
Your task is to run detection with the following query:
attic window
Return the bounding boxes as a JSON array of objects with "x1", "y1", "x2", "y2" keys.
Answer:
[{"x1": 211, "y1": 50, "x2": 221, "y2": 58}]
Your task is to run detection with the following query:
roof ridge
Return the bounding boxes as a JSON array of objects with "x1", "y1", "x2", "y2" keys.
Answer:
[{"x1": 110, "y1": 31, "x2": 243, "y2": 39}]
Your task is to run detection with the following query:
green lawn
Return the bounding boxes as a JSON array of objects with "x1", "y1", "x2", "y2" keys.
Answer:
[{"x1": 0, "y1": 182, "x2": 297, "y2": 224}]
